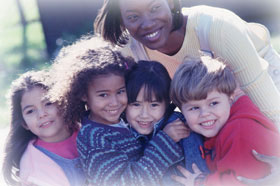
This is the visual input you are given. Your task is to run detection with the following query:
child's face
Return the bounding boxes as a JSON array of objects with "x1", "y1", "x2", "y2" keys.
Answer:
[
  {"x1": 181, "y1": 89, "x2": 231, "y2": 138},
  {"x1": 21, "y1": 87, "x2": 70, "y2": 142},
  {"x1": 126, "y1": 87, "x2": 166, "y2": 135},
  {"x1": 84, "y1": 74, "x2": 127, "y2": 125}
]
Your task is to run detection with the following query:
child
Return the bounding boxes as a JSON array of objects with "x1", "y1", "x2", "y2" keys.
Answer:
[
  {"x1": 125, "y1": 60, "x2": 209, "y2": 186},
  {"x1": 2, "y1": 70, "x2": 85, "y2": 186},
  {"x1": 170, "y1": 56, "x2": 280, "y2": 186},
  {"x1": 49, "y1": 36, "x2": 188, "y2": 186}
]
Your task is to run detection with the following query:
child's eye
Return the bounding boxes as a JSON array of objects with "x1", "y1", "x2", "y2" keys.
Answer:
[
  {"x1": 131, "y1": 103, "x2": 140, "y2": 107},
  {"x1": 151, "y1": 5, "x2": 160, "y2": 13},
  {"x1": 210, "y1": 101, "x2": 218, "y2": 106},
  {"x1": 151, "y1": 103, "x2": 159, "y2": 107},
  {"x1": 99, "y1": 93, "x2": 108, "y2": 97},
  {"x1": 118, "y1": 89, "x2": 126, "y2": 95},
  {"x1": 189, "y1": 107, "x2": 199, "y2": 111},
  {"x1": 26, "y1": 109, "x2": 34, "y2": 115},
  {"x1": 45, "y1": 102, "x2": 53, "y2": 106}
]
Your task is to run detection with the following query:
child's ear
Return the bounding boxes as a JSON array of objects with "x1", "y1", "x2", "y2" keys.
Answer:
[
  {"x1": 229, "y1": 95, "x2": 234, "y2": 106},
  {"x1": 81, "y1": 95, "x2": 87, "y2": 102}
]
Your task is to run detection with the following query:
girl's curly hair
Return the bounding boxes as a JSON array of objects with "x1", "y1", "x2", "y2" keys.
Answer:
[{"x1": 49, "y1": 36, "x2": 136, "y2": 128}]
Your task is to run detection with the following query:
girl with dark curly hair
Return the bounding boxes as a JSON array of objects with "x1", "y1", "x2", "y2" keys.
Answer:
[
  {"x1": 49, "y1": 36, "x2": 187, "y2": 186},
  {"x1": 2, "y1": 70, "x2": 85, "y2": 186}
]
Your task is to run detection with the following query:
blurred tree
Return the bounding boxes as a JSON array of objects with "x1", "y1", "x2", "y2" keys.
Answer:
[
  {"x1": 36, "y1": 0, "x2": 103, "y2": 59},
  {"x1": 15, "y1": 0, "x2": 28, "y2": 68},
  {"x1": 0, "y1": 0, "x2": 47, "y2": 128}
]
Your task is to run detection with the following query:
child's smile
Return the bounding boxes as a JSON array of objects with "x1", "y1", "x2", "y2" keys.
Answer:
[
  {"x1": 21, "y1": 87, "x2": 70, "y2": 142},
  {"x1": 137, "y1": 121, "x2": 154, "y2": 128},
  {"x1": 199, "y1": 120, "x2": 216, "y2": 129},
  {"x1": 126, "y1": 87, "x2": 166, "y2": 135},
  {"x1": 39, "y1": 121, "x2": 54, "y2": 128},
  {"x1": 84, "y1": 74, "x2": 127, "y2": 125},
  {"x1": 181, "y1": 90, "x2": 231, "y2": 138}
]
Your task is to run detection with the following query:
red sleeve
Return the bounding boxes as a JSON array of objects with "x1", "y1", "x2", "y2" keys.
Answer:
[{"x1": 204, "y1": 119, "x2": 280, "y2": 186}]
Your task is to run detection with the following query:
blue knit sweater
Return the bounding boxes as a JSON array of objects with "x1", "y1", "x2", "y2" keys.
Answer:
[
  {"x1": 130, "y1": 111, "x2": 209, "y2": 186},
  {"x1": 77, "y1": 115, "x2": 183, "y2": 186}
]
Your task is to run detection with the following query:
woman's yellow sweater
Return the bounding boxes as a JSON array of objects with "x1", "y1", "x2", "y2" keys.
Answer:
[{"x1": 121, "y1": 5, "x2": 280, "y2": 127}]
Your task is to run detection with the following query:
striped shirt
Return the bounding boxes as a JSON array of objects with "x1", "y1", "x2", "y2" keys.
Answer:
[{"x1": 77, "y1": 115, "x2": 183, "y2": 186}]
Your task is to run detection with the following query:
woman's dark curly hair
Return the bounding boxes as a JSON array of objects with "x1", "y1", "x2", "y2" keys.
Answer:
[
  {"x1": 49, "y1": 36, "x2": 136, "y2": 128},
  {"x1": 94, "y1": 0, "x2": 183, "y2": 46},
  {"x1": 2, "y1": 70, "x2": 50, "y2": 185}
]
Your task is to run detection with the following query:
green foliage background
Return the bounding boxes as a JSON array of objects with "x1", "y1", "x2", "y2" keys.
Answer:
[{"x1": 0, "y1": 0, "x2": 48, "y2": 129}]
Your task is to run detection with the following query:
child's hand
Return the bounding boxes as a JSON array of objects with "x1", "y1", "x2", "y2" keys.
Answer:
[
  {"x1": 171, "y1": 164, "x2": 202, "y2": 186},
  {"x1": 163, "y1": 119, "x2": 189, "y2": 142}
]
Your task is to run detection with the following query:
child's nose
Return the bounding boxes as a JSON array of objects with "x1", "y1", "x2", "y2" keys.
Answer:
[
  {"x1": 109, "y1": 95, "x2": 118, "y2": 106},
  {"x1": 200, "y1": 108, "x2": 210, "y2": 117},
  {"x1": 140, "y1": 106, "x2": 149, "y2": 118},
  {"x1": 38, "y1": 109, "x2": 47, "y2": 118}
]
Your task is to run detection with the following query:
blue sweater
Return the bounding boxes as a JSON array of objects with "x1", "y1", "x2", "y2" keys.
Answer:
[
  {"x1": 77, "y1": 116, "x2": 183, "y2": 186},
  {"x1": 131, "y1": 111, "x2": 209, "y2": 186}
]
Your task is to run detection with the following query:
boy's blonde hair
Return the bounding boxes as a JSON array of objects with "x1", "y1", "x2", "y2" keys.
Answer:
[{"x1": 170, "y1": 56, "x2": 237, "y2": 108}]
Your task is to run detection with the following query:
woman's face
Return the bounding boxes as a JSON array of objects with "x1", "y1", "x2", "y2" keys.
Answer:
[{"x1": 119, "y1": 0, "x2": 173, "y2": 50}]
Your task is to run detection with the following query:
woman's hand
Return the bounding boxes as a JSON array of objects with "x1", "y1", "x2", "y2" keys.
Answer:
[
  {"x1": 163, "y1": 119, "x2": 190, "y2": 142},
  {"x1": 237, "y1": 150, "x2": 280, "y2": 186},
  {"x1": 171, "y1": 164, "x2": 203, "y2": 186}
]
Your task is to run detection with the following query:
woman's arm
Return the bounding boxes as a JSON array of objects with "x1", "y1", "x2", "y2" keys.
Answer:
[
  {"x1": 209, "y1": 11, "x2": 280, "y2": 127},
  {"x1": 237, "y1": 150, "x2": 280, "y2": 186}
]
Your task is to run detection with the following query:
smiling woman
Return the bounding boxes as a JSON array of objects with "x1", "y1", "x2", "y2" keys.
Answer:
[
  {"x1": 94, "y1": 0, "x2": 280, "y2": 129},
  {"x1": 118, "y1": 0, "x2": 175, "y2": 52}
]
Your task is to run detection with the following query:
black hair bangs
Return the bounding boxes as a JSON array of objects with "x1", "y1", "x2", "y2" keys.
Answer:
[{"x1": 126, "y1": 70, "x2": 168, "y2": 104}]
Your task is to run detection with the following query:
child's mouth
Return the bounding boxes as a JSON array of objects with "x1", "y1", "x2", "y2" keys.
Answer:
[{"x1": 200, "y1": 120, "x2": 216, "y2": 129}]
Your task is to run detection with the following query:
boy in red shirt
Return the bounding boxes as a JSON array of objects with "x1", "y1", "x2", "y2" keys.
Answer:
[{"x1": 170, "y1": 56, "x2": 280, "y2": 186}]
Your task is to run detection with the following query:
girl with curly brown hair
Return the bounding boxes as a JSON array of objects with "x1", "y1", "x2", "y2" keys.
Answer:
[{"x1": 49, "y1": 36, "x2": 188, "y2": 186}]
